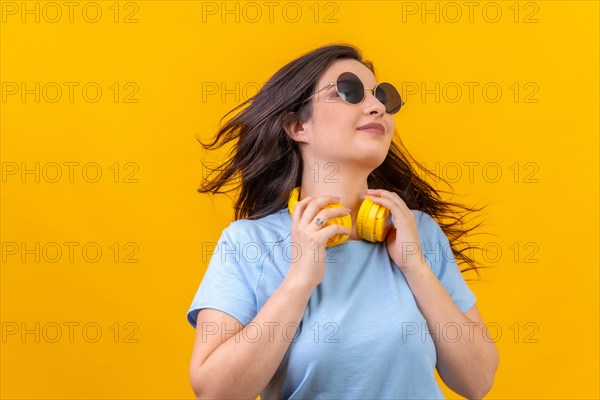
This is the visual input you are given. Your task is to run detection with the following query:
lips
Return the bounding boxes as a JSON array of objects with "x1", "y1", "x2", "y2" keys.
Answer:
[{"x1": 357, "y1": 122, "x2": 385, "y2": 135}]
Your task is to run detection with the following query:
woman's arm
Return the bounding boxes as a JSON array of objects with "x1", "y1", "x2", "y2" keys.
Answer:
[
  {"x1": 363, "y1": 190, "x2": 499, "y2": 398},
  {"x1": 401, "y1": 261, "x2": 499, "y2": 399},
  {"x1": 189, "y1": 278, "x2": 313, "y2": 399},
  {"x1": 190, "y1": 195, "x2": 350, "y2": 399}
]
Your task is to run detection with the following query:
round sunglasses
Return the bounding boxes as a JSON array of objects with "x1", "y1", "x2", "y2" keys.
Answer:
[{"x1": 305, "y1": 72, "x2": 404, "y2": 114}]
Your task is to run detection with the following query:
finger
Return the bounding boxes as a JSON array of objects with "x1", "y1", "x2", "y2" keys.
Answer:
[
  {"x1": 300, "y1": 196, "x2": 342, "y2": 226},
  {"x1": 365, "y1": 191, "x2": 410, "y2": 217},
  {"x1": 367, "y1": 188, "x2": 404, "y2": 203},
  {"x1": 292, "y1": 196, "x2": 314, "y2": 225},
  {"x1": 309, "y1": 207, "x2": 351, "y2": 231},
  {"x1": 317, "y1": 206, "x2": 351, "y2": 222},
  {"x1": 316, "y1": 223, "x2": 352, "y2": 244},
  {"x1": 366, "y1": 188, "x2": 384, "y2": 195},
  {"x1": 365, "y1": 195, "x2": 405, "y2": 221}
]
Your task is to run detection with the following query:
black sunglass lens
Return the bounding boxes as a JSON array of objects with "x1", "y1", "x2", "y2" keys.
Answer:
[
  {"x1": 337, "y1": 72, "x2": 364, "y2": 104},
  {"x1": 376, "y1": 83, "x2": 403, "y2": 114}
]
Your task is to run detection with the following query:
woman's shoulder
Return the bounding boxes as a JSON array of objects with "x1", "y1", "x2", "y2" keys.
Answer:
[
  {"x1": 410, "y1": 209, "x2": 443, "y2": 240},
  {"x1": 223, "y1": 208, "x2": 291, "y2": 246},
  {"x1": 410, "y1": 208, "x2": 434, "y2": 227}
]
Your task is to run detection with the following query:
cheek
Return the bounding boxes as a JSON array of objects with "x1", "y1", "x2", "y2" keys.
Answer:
[
  {"x1": 385, "y1": 116, "x2": 396, "y2": 132},
  {"x1": 313, "y1": 106, "x2": 351, "y2": 141}
]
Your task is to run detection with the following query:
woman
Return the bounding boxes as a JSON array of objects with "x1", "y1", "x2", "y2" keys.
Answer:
[{"x1": 187, "y1": 43, "x2": 499, "y2": 399}]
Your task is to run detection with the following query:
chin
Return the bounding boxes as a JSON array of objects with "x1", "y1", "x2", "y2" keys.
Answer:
[{"x1": 353, "y1": 151, "x2": 387, "y2": 169}]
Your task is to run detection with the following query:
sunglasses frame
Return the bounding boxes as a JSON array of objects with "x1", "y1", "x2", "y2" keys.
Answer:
[{"x1": 305, "y1": 72, "x2": 405, "y2": 114}]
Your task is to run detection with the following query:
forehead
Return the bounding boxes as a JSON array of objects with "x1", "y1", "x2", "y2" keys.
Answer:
[{"x1": 318, "y1": 59, "x2": 377, "y2": 87}]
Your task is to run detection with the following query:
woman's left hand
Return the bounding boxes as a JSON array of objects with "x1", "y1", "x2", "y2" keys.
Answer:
[{"x1": 363, "y1": 189, "x2": 425, "y2": 273}]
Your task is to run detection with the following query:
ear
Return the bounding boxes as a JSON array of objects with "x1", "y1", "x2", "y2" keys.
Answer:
[{"x1": 283, "y1": 112, "x2": 309, "y2": 144}]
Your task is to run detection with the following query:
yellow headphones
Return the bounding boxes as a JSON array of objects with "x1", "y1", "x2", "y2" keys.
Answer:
[{"x1": 287, "y1": 186, "x2": 393, "y2": 247}]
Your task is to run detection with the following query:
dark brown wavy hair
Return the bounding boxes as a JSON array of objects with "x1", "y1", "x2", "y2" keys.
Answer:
[{"x1": 197, "y1": 43, "x2": 495, "y2": 279}]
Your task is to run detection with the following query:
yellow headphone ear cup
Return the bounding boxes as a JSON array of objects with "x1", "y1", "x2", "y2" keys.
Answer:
[
  {"x1": 288, "y1": 187, "x2": 300, "y2": 216},
  {"x1": 373, "y1": 206, "x2": 393, "y2": 241},
  {"x1": 356, "y1": 196, "x2": 392, "y2": 242},
  {"x1": 323, "y1": 204, "x2": 352, "y2": 247},
  {"x1": 287, "y1": 187, "x2": 351, "y2": 248}
]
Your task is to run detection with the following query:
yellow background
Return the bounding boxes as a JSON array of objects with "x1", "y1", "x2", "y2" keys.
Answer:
[{"x1": 1, "y1": 0, "x2": 598, "y2": 399}]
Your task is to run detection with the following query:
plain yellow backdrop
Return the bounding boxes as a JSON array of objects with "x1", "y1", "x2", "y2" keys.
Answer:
[{"x1": 1, "y1": 0, "x2": 598, "y2": 399}]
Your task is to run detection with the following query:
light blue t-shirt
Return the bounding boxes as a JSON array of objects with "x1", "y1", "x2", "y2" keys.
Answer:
[{"x1": 187, "y1": 207, "x2": 476, "y2": 399}]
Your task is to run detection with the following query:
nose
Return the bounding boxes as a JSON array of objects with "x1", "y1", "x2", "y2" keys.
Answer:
[{"x1": 363, "y1": 89, "x2": 386, "y2": 115}]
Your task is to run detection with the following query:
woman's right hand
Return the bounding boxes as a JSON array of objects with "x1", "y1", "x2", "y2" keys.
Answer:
[{"x1": 285, "y1": 195, "x2": 352, "y2": 291}]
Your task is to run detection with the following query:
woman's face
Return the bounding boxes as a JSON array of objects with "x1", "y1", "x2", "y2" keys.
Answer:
[{"x1": 299, "y1": 59, "x2": 396, "y2": 171}]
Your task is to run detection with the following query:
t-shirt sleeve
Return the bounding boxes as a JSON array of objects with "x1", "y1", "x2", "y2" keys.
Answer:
[
  {"x1": 418, "y1": 211, "x2": 477, "y2": 314},
  {"x1": 186, "y1": 223, "x2": 260, "y2": 329}
]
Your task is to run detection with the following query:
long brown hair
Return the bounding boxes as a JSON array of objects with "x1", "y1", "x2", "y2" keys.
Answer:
[{"x1": 197, "y1": 43, "x2": 494, "y2": 279}]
